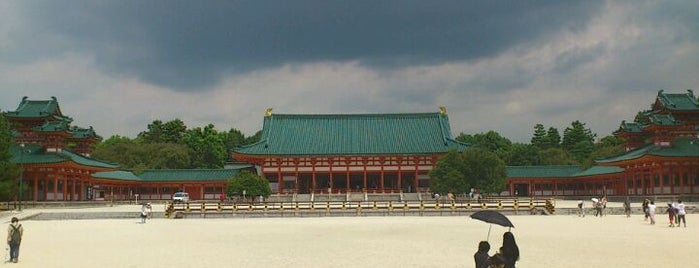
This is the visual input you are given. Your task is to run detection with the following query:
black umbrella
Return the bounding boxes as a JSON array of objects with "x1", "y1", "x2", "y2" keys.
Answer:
[{"x1": 470, "y1": 210, "x2": 514, "y2": 240}]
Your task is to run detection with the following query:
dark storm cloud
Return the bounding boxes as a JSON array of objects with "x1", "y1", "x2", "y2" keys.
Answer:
[{"x1": 7, "y1": 1, "x2": 603, "y2": 90}]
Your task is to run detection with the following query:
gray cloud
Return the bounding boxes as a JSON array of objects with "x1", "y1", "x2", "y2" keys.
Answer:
[
  {"x1": 5, "y1": 1, "x2": 603, "y2": 90},
  {"x1": 2, "y1": 1, "x2": 699, "y2": 144}
]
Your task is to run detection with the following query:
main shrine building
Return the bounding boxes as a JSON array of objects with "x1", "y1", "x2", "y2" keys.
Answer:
[{"x1": 233, "y1": 108, "x2": 469, "y2": 194}]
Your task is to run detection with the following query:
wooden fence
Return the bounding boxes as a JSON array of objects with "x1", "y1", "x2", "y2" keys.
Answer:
[{"x1": 165, "y1": 198, "x2": 554, "y2": 218}]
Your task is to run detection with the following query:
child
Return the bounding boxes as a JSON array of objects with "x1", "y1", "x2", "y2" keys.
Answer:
[
  {"x1": 488, "y1": 253, "x2": 506, "y2": 268},
  {"x1": 474, "y1": 241, "x2": 491, "y2": 268},
  {"x1": 666, "y1": 203, "x2": 676, "y2": 227}
]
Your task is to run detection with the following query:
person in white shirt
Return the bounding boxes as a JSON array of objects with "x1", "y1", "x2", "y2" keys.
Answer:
[
  {"x1": 647, "y1": 201, "x2": 656, "y2": 225},
  {"x1": 676, "y1": 200, "x2": 687, "y2": 227}
]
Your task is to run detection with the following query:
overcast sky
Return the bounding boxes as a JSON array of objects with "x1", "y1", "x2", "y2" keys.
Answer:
[{"x1": 2, "y1": 1, "x2": 698, "y2": 143}]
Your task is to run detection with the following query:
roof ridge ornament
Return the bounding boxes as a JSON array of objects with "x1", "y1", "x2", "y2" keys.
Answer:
[
  {"x1": 265, "y1": 108, "x2": 273, "y2": 117},
  {"x1": 439, "y1": 106, "x2": 447, "y2": 115}
]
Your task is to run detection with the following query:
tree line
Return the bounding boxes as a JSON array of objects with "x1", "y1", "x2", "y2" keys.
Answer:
[
  {"x1": 90, "y1": 119, "x2": 262, "y2": 172},
  {"x1": 430, "y1": 120, "x2": 626, "y2": 195}
]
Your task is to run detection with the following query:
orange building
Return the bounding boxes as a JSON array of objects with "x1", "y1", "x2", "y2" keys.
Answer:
[
  {"x1": 507, "y1": 90, "x2": 699, "y2": 197},
  {"x1": 5, "y1": 97, "x2": 251, "y2": 203}
]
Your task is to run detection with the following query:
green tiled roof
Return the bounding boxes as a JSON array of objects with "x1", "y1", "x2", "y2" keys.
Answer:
[
  {"x1": 235, "y1": 112, "x2": 469, "y2": 156},
  {"x1": 3, "y1": 96, "x2": 73, "y2": 122},
  {"x1": 92, "y1": 171, "x2": 142, "y2": 181},
  {"x1": 10, "y1": 144, "x2": 118, "y2": 168},
  {"x1": 596, "y1": 137, "x2": 699, "y2": 163},
  {"x1": 648, "y1": 114, "x2": 680, "y2": 126},
  {"x1": 506, "y1": 165, "x2": 582, "y2": 178},
  {"x1": 616, "y1": 120, "x2": 644, "y2": 133},
  {"x1": 137, "y1": 168, "x2": 253, "y2": 182},
  {"x1": 69, "y1": 126, "x2": 102, "y2": 140},
  {"x1": 656, "y1": 90, "x2": 699, "y2": 111},
  {"x1": 506, "y1": 165, "x2": 624, "y2": 179},
  {"x1": 33, "y1": 120, "x2": 70, "y2": 132},
  {"x1": 573, "y1": 166, "x2": 624, "y2": 177}
]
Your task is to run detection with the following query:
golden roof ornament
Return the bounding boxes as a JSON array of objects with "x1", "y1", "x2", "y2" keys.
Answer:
[
  {"x1": 265, "y1": 108, "x2": 273, "y2": 117},
  {"x1": 439, "y1": 106, "x2": 447, "y2": 115}
]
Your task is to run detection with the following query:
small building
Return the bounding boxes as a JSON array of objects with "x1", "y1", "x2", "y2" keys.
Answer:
[{"x1": 92, "y1": 168, "x2": 254, "y2": 201}]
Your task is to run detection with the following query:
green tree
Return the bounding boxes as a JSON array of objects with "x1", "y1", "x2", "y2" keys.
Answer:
[
  {"x1": 220, "y1": 128, "x2": 246, "y2": 161},
  {"x1": 92, "y1": 139, "x2": 192, "y2": 170},
  {"x1": 226, "y1": 170, "x2": 271, "y2": 201},
  {"x1": 539, "y1": 147, "x2": 577, "y2": 165},
  {"x1": 544, "y1": 127, "x2": 561, "y2": 148},
  {"x1": 462, "y1": 147, "x2": 507, "y2": 194},
  {"x1": 531, "y1": 124, "x2": 547, "y2": 147},
  {"x1": 597, "y1": 135, "x2": 625, "y2": 149},
  {"x1": 429, "y1": 150, "x2": 468, "y2": 194},
  {"x1": 93, "y1": 135, "x2": 135, "y2": 151},
  {"x1": 580, "y1": 135, "x2": 626, "y2": 168},
  {"x1": 138, "y1": 119, "x2": 187, "y2": 144},
  {"x1": 570, "y1": 140, "x2": 595, "y2": 164},
  {"x1": 507, "y1": 143, "x2": 541, "y2": 166},
  {"x1": 430, "y1": 147, "x2": 507, "y2": 195},
  {"x1": 456, "y1": 131, "x2": 512, "y2": 160},
  {"x1": 0, "y1": 113, "x2": 21, "y2": 201},
  {"x1": 185, "y1": 124, "x2": 227, "y2": 168},
  {"x1": 562, "y1": 120, "x2": 596, "y2": 162},
  {"x1": 146, "y1": 143, "x2": 193, "y2": 169}
]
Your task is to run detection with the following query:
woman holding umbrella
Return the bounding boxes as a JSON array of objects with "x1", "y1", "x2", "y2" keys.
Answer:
[{"x1": 499, "y1": 232, "x2": 519, "y2": 268}]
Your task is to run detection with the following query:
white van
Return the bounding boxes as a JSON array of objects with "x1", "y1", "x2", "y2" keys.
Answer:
[{"x1": 172, "y1": 192, "x2": 190, "y2": 203}]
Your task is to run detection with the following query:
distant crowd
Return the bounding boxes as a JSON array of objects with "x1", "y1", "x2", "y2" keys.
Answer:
[{"x1": 575, "y1": 196, "x2": 687, "y2": 228}]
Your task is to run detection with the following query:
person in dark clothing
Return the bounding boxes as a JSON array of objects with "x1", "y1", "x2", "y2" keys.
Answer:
[
  {"x1": 499, "y1": 232, "x2": 519, "y2": 268},
  {"x1": 474, "y1": 241, "x2": 491, "y2": 268},
  {"x1": 488, "y1": 253, "x2": 506, "y2": 268},
  {"x1": 642, "y1": 199, "x2": 650, "y2": 221},
  {"x1": 6, "y1": 217, "x2": 23, "y2": 263}
]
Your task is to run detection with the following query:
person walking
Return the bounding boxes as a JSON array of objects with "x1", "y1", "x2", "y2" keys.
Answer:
[
  {"x1": 499, "y1": 232, "x2": 519, "y2": 268},
  {"x1": 647, "y1": 201, "x2": 656, "y2": 225},
  {"x1": 623, "y1": 200, "x2": 631, "y2": 218},
  {"x1": 666, "y1": 203, "x2": 676, "y2": 227},
  {"x1": 140, "y1": 203, "x2": 150, "y2": 223},
  {"x1": 600, "y1": 196, "x2": 607, "y2": 216},
  {"x1": 577, "y1": 200, "x2": 585, "y2": 217},
  {"x1": 676, "y1": 200, "x2": 687, "y2": 228},
  {"x1": 593, "y1": 200, "x2": 602, "y2": 217},
  {"x1": 6, "y1": 217, "x2": 23, "y2": 263},
  {"x1": 642, "y1": 199, "x2": 650, "y2": 221}
]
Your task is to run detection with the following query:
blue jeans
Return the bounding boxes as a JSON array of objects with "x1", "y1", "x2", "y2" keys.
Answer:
[{"x1": 8, "y1": 242, "x2": 20, "y2": 261}]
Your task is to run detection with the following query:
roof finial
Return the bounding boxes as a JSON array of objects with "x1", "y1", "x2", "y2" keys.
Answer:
[
  {"x1": 265, "y1": 108, "x2": 273, "y2": 117},
  {"x1": 439, "y1": 106, "x2": 447, "y2": 115}
]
